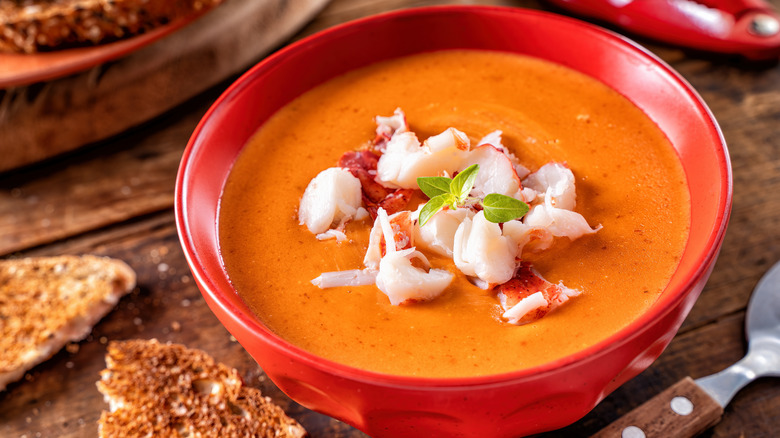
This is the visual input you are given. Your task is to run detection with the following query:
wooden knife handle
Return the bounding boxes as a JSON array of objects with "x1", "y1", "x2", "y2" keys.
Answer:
[{"x1": 592, "y1": 377, "x2": 724, "y2": 438}]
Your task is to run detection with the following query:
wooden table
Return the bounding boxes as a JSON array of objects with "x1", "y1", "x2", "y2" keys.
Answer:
[{"x1": 1, "y1": 0, "x2": 779, "y2": 436}]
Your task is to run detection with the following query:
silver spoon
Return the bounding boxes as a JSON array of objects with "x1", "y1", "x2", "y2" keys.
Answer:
[{"x1": 593, "y1": 260, "x2": 780, "y2": 437}]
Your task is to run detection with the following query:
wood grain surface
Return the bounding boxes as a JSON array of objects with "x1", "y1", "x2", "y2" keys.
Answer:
[{"x1": 1, "y1": 0, "x2": 779, "y2": 437}]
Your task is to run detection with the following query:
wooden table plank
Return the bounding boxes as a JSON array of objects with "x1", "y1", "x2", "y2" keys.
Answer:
[{"x1": 0, "y1": 94, "x2": 213, "y2": 256}]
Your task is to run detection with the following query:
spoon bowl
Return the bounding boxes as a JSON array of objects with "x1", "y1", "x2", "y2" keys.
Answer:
[{"x1": 696, "y1": 260, "x2": 780, "y2": 406}]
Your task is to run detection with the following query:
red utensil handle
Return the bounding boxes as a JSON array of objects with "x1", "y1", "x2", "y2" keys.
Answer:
[
  {"x1": 547, "y1": 0, "x2": 780, "y2": 59},
  {"x1": 592, "y1": 377, "x2": 723, "y2": 438}
]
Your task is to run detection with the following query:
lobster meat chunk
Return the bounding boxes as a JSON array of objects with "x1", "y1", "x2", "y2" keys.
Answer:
[
  {"x1": 364, "y1": 210, "x2": 414, "y2": 270},
  {"x1": 372, "y1": 208, "x2": 453, "y2": 305},
  {"x1": 496, "y1": 263, "x2": 581, "y2": 325},
  {"x1": 374, "y1": 107, "x2": 409, "y2": 151},
  {"x1": 298, "y1": 167, "x2": 363, "y2": 235}
]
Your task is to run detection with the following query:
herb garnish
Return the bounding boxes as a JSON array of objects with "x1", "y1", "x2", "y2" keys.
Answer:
[{"x1": 417, "y1": 164, "x2": 529, "y2": 226}]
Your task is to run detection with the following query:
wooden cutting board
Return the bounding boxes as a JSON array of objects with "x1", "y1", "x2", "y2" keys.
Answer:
[{"x1": 0, "y1": 0, "x2": 330, "y2": 173}]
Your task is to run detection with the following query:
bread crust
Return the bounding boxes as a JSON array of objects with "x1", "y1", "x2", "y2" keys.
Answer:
[
  {"x1": 0, "y1": 255, "x2": 136, "y2": 391},
  {"x1": 0, "y1": 0, "x2": 223, "y2": 53},
  {"x1": 97, "y1": 339, "x2": 308, "y2": 438}
]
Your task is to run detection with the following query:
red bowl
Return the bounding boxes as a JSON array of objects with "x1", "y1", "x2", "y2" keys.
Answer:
[{"x1": 175, "y1": 6, "x2": 731, "y2": 437}]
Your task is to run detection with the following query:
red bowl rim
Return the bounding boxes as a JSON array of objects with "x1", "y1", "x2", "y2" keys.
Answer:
[{"x1": 175, "y1": 5, "x2": 732, "y2": 389}]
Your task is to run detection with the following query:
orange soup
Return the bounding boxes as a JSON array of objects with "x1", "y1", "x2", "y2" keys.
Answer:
[{"x1": 218, "y1": 50, "x2": 690, "y2": 377}]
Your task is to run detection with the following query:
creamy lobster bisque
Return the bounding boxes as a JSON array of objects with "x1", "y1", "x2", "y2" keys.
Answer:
[{"x1": 218, "y1": 50, "x2": 690, "y2": 377}]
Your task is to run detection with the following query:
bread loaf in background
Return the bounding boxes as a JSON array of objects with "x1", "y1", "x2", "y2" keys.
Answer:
[{"x1": 0, "y1": 0, "x2": 223, "y2": 53}]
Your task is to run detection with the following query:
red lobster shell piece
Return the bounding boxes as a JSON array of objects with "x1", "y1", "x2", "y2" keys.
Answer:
[
  {"x1": 495, "y1": 262, "x2": 580, "y2": 325},
  {"x1": 339, "y1": 150, "x2": 412, "y2": 217}
]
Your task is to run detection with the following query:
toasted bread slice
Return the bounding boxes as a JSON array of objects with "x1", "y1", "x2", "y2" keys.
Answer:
[
  {"x1": 0, "y1": 255, "x2": 136, "y2": 391},
  {"x1": 97, "y1": 339, "x2": 307, "y2": 438},
  {"x1": 0, "y1": 0, "x2": 224, "y2": 53}
]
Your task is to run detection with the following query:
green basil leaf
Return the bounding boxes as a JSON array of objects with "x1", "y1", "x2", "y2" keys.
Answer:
[
  {"x1": 482, "y1": 194, "x2": 529, "y2": 223},
  {"x1": 418, "y1": 194, "x2": 451, "y2": 227},
  {"x1": 450, "y1": 164, "x2": 480, "y2": 203},
  {"x1": 417, "y1": 176, "x2": 453, "y2": 199},
  {"x1": 446, "y1": 193, "x2": 460, "y2": 210}
]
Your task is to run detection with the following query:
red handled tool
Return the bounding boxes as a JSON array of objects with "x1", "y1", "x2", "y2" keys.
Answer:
[{"x1": 546, "y1": 0, "x2": 780, "y2": 59}]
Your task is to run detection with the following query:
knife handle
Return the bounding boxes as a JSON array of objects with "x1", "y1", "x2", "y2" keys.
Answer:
[{"x1": 592, "y1": 377, "x2": 724, "y2": 438}]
